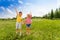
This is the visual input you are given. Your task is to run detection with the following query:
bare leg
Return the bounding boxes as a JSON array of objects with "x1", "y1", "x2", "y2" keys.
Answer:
[
  {"x1": 16, "y1": 29, "x2": 19, "y2": 34},
  {"x1": 19, "y1": 29, "x2": 22, "y2": 36},
  {"x1": 26, "y1": 27, "x2": 30, "y2": 35}
]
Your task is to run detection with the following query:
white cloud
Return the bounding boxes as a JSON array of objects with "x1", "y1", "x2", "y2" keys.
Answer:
[
  {"x1": 3, "y1": 8, "x2": 16, "y2": 18},
  {"x1": 8, "y1": 0, "x2": 14, "y2": 1},
  {"x1": 8, "y1": 4, "x2": 14, "y2": 9},
  {"x1": 0, "y1": 0, "x2": 58, "y2": 18},
  {"x1": 57, "y1": 0, "x2": 60, "y2": 8},
  {"x1": 0, "y1": 6, "x2": 17, "y2": 18},
  {"x1": 12, "y1": 0, "x2": 14, "y2": 1},
  {"x1": 6, "y1": 8, "x2": 13, "y2": 14},
  {"x1": 25, "y1": 3, "x2": 32, "y2": 5},
  {"x1": 0, "y1": 6, "x2": 5, "y2": 11},
  {"x1": 3, "y1": 0, "x2": 5, "y2": 1},
  {"x1": 18, "y1": 0, "x2": 23, "y2": 4},
  {"x1": 8, "y1": 0, "x2": 10, "y2": 1},
  {"x1": 10, "y1": 4, "x2": 14, "y2": 7},
  {"x1": 20, "y1": 2, "x2": 57, "y2": 17},
  {"x1": 18, "y1": 7, "x2": 21, "y2": 9}
]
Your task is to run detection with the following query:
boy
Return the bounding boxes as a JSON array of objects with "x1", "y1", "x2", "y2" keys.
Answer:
[{"x1": 15, "y1": 8, "x2": 22, "y2": 36}]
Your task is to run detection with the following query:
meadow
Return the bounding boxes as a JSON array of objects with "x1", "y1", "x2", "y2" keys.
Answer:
[{"x1": 0, "y1": 19, "x2": 60, "y2": 40}]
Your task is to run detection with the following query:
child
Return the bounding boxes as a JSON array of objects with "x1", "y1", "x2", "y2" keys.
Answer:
[
  {"x1": 25, "y1": 12, "x2": 32, "y2": 35},
  {"x1": 15, "y1": 8, "x2": 22, "y2": 36}
]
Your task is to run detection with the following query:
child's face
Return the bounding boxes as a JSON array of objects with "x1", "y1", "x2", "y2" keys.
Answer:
[
  {"x1": 27, "y1": 14, "x2": 32, "y2": 18},
  {"x1": 19, "y1": 13, "x2": 22, "y2": 17},
  {"x1": 27, "y1": 14, "x2": 30, "y2": 18}
]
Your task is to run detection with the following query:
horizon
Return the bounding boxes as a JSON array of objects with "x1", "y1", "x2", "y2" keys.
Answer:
[{"x1": 0, "y1": 0, "x2": 59, "y2": 18}]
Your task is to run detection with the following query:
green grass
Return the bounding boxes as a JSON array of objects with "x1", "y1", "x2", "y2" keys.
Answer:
[{"x1": 0, "y1": 19, "x2": 60, "y2": 40}]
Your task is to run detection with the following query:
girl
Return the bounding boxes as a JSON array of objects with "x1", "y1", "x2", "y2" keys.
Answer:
[{"x1": 25, "y1": 13, "x2": 32, "y2": 35}]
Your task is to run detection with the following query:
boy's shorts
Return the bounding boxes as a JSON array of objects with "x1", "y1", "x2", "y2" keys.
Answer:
[
  {"x1": 26, "y1": 24, "x2": 31, "y2": 28},
  {"x1": 16, "y1": 22, "x2": 22, "y2": 29}
]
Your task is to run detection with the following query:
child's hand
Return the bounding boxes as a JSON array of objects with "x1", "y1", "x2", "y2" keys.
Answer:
[
  {"x1": 22, "y1": 22, "x2": 24, "y2": 24},
  {"x1": 22, "y1": 21, "x2": 24, "y2": 24}
]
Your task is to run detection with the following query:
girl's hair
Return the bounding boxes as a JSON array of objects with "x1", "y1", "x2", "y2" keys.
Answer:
[
  {"x1": 27, "y1": 14, "x2": 30, "y2": 16},
  {"x1": 27, "y1": 14, "x2": 31, "y2": 18}
]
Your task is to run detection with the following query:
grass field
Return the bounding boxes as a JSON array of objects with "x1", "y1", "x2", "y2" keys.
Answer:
[{"x1": 0, "y1": 19, "x2": 60, "y2": 40}]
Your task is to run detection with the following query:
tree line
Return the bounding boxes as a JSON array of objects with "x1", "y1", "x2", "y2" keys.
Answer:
[{"x1": 43, "y1": 8, "x2": 60, "y2": 19}]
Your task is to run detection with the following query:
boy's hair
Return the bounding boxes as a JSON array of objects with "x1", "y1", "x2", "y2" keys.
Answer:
[{"x1": 19, "y1": 11, "x2": 22, "y2": 14}]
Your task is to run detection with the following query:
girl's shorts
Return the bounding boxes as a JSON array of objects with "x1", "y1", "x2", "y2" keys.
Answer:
[{"x1": 26, "y1": 24, "x2": 31, "y2": 28}]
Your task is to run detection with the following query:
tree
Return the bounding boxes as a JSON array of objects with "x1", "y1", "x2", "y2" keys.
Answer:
[
  {"x1": 43, "y1": 14, "x2": 48, "y2": 19},
  {"x1": 42, "y1": 8, "x2": 60, "y2": 19},
  {"x1": 50, "y1": 9, "x2": 54, "y2": 19},
  {"x1": 54, "y1": 9, "x2": 60, "y2": 18}
]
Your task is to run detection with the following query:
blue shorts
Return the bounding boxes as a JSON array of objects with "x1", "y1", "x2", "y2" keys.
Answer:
[{"x1": 26, "y1": 24, "x2": 31, "y2": 27}]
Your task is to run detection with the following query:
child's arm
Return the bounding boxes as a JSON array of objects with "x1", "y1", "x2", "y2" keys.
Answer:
[
  {"x1": 30, "y1": 11, "x2": 32, "y2": 18},
  {"x1": 15, "y1": 8, "x2": 19, "y2": 15},
  {"x1": 21, "y1": 20, "x2": 26, "y2": 24},
  {"x1": 23, "y1": 19, "x2": 26, "y2": 24},
  {"x1": 24, "y1": 20, "x2": 26, "y2": 24},
  {"x1": 21, "y1": 19, "x2": 26, "y2": 24},
  {"x1": 30, "y1": 11, "x2": 32, "y2": 15}
]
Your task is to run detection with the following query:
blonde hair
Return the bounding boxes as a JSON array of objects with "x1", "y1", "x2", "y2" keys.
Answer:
[{"x1": 27, "y1": 14, "x2": 31, "y2": 18}]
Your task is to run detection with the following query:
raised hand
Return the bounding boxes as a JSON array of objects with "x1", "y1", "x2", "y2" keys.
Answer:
[{"x1": 15, "y1": 8, "x2": 19, "y2": 15}]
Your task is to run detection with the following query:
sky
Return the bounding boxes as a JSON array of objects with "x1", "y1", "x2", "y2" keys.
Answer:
[{"x1": 0, "y1": 0, "x2": 59, "y2": 18}]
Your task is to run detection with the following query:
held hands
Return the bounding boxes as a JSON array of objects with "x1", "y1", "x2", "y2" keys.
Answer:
[
  {"x1": 22, "y1": 21, "x2": 24, "y2": 24},
  {"x1": 21, "y1": 21, "x2": 25, "y2": 25}
]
